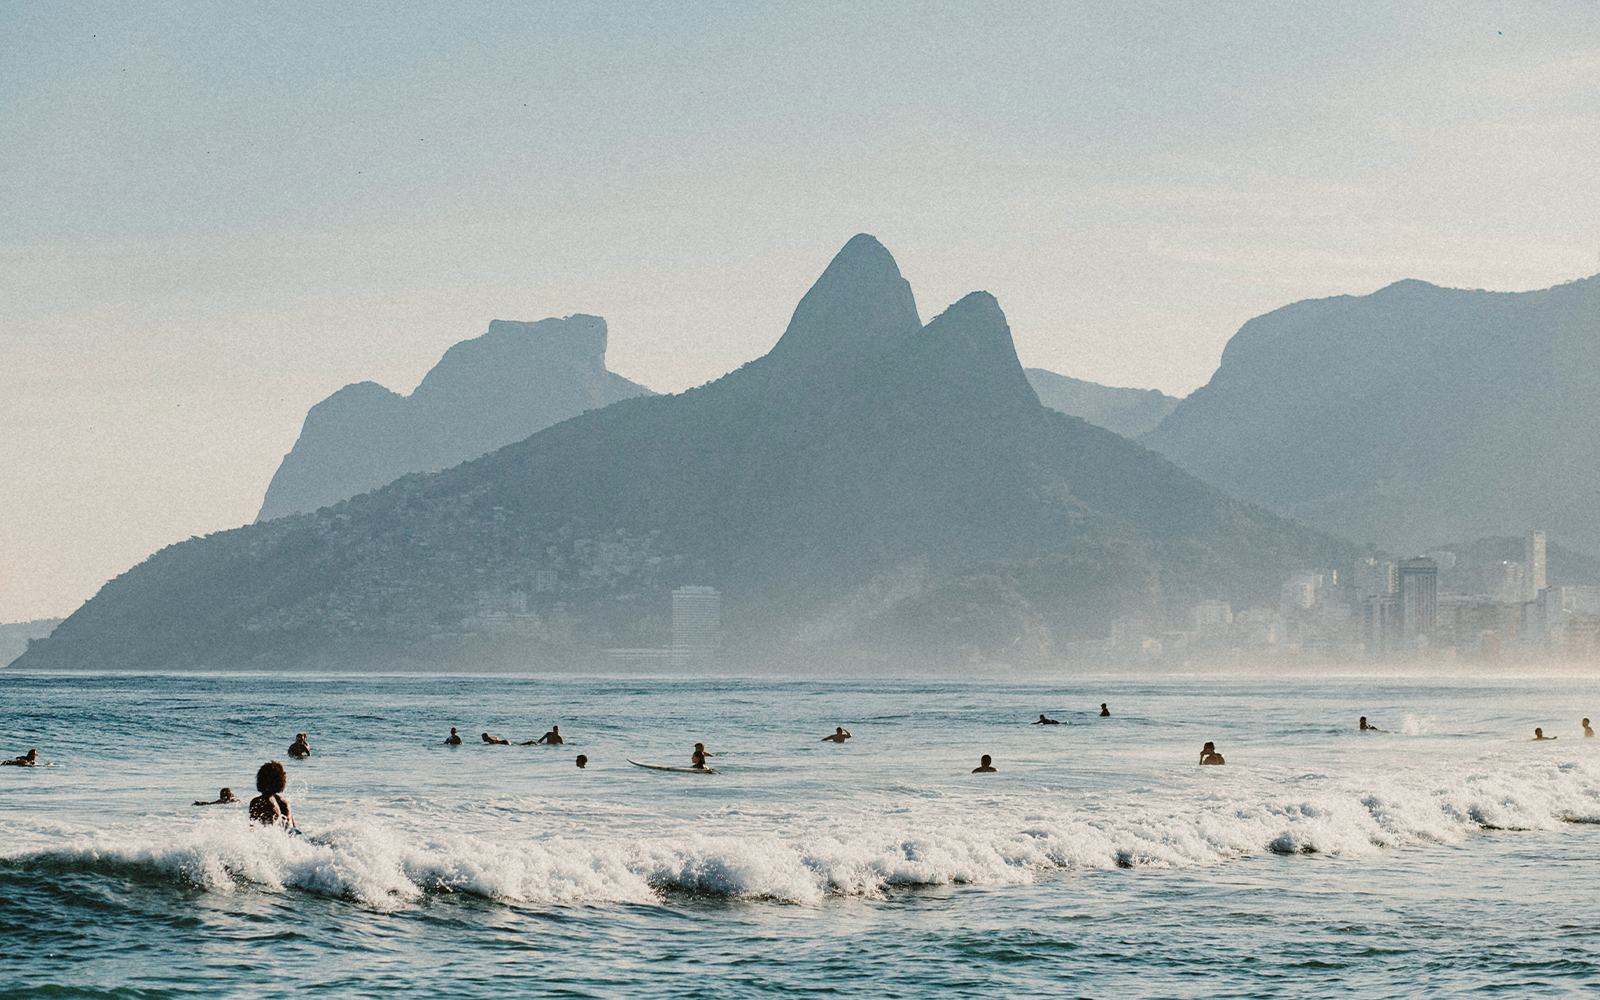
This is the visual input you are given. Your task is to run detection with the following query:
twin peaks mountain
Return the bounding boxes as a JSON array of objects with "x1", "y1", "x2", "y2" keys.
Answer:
[
  {"x1": 1143, "y1": 274, "x2": 1600, "y2": 555},
  {"x1": 20, "y1": 235, "x2": 1350, "y2": 671},
  {"x1": 257, "y1": 315, "x2": 651, "y2": 521}
]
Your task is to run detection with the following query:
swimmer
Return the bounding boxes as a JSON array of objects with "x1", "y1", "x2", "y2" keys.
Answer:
[
  {"x1": 1032, "y1": 714, "x2": 1061, "y2": 725},
  {"x1": 521, "y1": 725, "x2": 564, "y2": 745},
  {"x1": 575, "y1": 754, "x2": 588, "y2": 769},
  {"x1": 972, "y1": 754, "x2": 997, "y2": 773},
  {"x1": 1359, "y1": 717, "x2": 1386, "y2": 732},
  {"x1": 691, "y1": 742, "x2": 714, "y2": 769},
  {"x1": 247, "y1": 761, "x2": 296, "y2": 829},
  {"x1": 1534, "y1": 728, "x2": 1557, "y2": 741},
  {"x1": 1200, "y1": 741, "x2": 1225, "y2": 765},
  {"x1": 287, "y1": 733, "x2": 310, "y2": 758},
  {"x1": 445, "y1": 727, "x2": 462, "y2": 745},
  {"x1": 0, "y1": 749, "x2": 38, "y2": 767},
  {"x1": 1584, "y1": 718, "x2": 1594, "y2": 738},
  {"x1": 821, "y1": 727, "x2": 852, "y2": 742},
  {"x1": 194, "y1": 787, "x2": 237, "y2": 806},
  {"x1": 482, "y1": 733, "x2": 511, "y2": 745},
  {"x1": 1099, "y1": 703, "x2": 1110, "y2": 717}
]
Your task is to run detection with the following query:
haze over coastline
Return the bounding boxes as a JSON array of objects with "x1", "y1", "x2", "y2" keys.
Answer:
[{"x1": 6, "y1": 2, "x2": 1600, "y2": 622}]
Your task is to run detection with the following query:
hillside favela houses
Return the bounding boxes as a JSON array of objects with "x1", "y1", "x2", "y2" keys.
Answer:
[{"x1": 1105, "y1": 530, "x2": 1600, "y2": 667}]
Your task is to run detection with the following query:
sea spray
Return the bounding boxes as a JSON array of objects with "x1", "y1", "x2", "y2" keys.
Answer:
[{"x1": 6, "y1": 756, "x2": 1597, "y2": 909}]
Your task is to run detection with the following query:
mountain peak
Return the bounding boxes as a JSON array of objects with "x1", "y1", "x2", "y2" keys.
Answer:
[{"x1": 766, "y1": 234, "x2": 920, "y2": 369}]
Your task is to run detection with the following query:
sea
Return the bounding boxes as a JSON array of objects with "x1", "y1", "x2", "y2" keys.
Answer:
[{"x1": 3, "y1": 669, "x2": 1599, "y2": 998}]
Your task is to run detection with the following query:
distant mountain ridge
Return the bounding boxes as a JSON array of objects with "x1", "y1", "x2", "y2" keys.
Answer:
[
  {"x1": 256, "y1": 314, "x2": 652, "y2": 521},
  {"x1": 1143, "y1": 275, "x2": 1600, "y2": 554},
  {"x1": 18, "y1": 236, "x2": 1353, "y2": 671},
  {"x1": 1024, "y1": 369, "x2": 1179, "y2": 438}
]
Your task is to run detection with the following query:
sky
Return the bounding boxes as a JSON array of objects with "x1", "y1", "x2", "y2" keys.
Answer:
[{"x1": 4, "y1": 0, "x2": 1600, "y2": 622}]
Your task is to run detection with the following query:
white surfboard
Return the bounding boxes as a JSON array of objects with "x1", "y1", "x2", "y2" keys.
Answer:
[{"x1": 628, "y1": 759, "x2": 718, "y2": 774}]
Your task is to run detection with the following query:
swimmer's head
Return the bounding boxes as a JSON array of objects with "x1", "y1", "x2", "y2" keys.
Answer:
[
  {"x1": 552, "y1": 725, "x2": 559, "y2": 733},
  {"x1": 1203, "y1": 742, "x2": 1216, "y2": 751},
  {"x1": 575, "y1": 755, "x2": 588, "y2": 769},
  {"x1": 980, "y1": 754, "x2": 992, "y2": 766},
  {"x1": 255, "y1": 760, "x2": 287, "y2": 795},
  {"x1": 694, "y1": 743, "x2": 705, "y2": 750},
  {"x1": 837, "y1": 727, "x2": 845, "y2": 733},
  {"x1": 219, "y1": 787, "x2": 235, "y2": 802},
  {"x1": 1536, "y1": 728, "x2": 1545, "y2": 737},
  {"x1": 450, "y1": 727, "x2": 458, "y2": 734},
  {"x1": 24, "y1": 749, "x2": 36, "y2": 761}
]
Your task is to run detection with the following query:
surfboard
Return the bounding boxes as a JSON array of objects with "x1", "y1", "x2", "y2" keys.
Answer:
[{"x1": 628, "y1": 759, "x2": 718, "y2": 774}]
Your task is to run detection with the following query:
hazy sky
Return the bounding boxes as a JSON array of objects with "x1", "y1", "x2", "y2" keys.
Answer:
[{"x1": 4, "y1": 1, "x2": 1600, "y2": 621}]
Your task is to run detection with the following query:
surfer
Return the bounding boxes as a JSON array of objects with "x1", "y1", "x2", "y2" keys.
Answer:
[
  {"x1": 575, "y1": 755, "x2": 588, "y2": 769},
  {"x1": 445, "y1": 728, "x2": 462, "y2": 745},
  {"x1": 1032, "y1": 714, "x2": 1061, "y2": 725},
  {"x1": 482, "y1": 733, "x2": 511, "y2": 745},
  {"x1": 288, "y1": 733, "x2": 311, "y2": 758},
  {"x1": 691, "y1": 743, "x2": 714, "y2": 769},
  {"x1": 1534, "y1": 728, "x2": 1557, "y2": 741},
  {"x1": 1200, "y1": 741, "x2": 1225, "y2": 765},
  {"x1": 248, "y1": 761, "x2": 296, "y2": 829},
  {"x1": 1100, "y1": 703, "x2": 1111, "y2": 717},
  {"x1": 972, "y1": 754, "x2": 997, "y2": 773},
  {"x1": 194, "y1": 788, "x2": 237, "y2": 806},
  {"x1": 1359, "y1": 717, "x2": 1386, "y2": 732},
  {"x1": 1, "y1": 749, "x2": 39, "y2": 767},
  {"x1": 821, "y1": 727, "x2": 852, "y2": 742},
  {"x1": 522, "y1": 725, "x2": 564, "y2": 745},
  {"x1": 1585, "y1": 718, "x2": 1594, "y2": 738}
]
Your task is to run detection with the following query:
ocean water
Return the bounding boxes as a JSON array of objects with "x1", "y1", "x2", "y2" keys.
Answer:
[{"x1": 2, "y1": 669, "x2": 1599, "y2": 998}]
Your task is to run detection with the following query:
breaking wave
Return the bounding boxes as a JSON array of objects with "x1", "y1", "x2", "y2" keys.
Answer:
[{"x1": 6, "y1": 757, "x2": 1598, "y2": 910}]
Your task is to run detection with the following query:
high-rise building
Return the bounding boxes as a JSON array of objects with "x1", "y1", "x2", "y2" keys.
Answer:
[
  {"x1": 1398, "y1": 557, "x2": 1438, "y2": 645},
  {"x1": 1356, "y1": 558, "x2": 1397, "y2": 599},
  {"x1": 671, "y1": 586, "x2": 722, "y2": 655},
  {"x1": 1524, "y1": 531, "x2": 1547, "y2": 602}
]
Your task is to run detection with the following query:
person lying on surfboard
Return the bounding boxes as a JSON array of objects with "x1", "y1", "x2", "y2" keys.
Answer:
[
  {"x1": 194, "y1": 787, "x2": 237, "y2": 806},
  {"x1": 821, "y1": 727, "x2": 851, "y2": 742},
  {"x1": 691, "y1": 743, "x2": 714, "y2": 769},
  {"x1": 482, "y1": 733, "x2": 511, "y2": 745},
  {"x1": 1032, "y1": 714, "x2": 1060, "y2": 725},
  {"x1": 0, "y1": 749, "x2": 39, "y2": 766}
]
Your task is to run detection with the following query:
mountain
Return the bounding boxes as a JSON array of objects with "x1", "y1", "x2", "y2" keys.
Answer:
[
  {"x1": 256, "y1": 315, "x2": 652, "y2": 521},
  {"x1": 0, "y1": 618, "x2": 61, "y2": 668},
  {"x1": 1142, "y1": 275, "x2": 1600, "y2": 555},
  {"x1": 1024, "y1": 368, "x2": 1179, "y2": 438},
  {"x1": 17, "y1": 236, "x2": 1354, "y2": 672}
]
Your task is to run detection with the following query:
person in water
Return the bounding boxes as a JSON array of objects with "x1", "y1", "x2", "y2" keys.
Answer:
[
  {"x1": 1099, "y1": 703, "x2": 1111, "y2": 717},
  {"x1": 575, "y1": 754, "x2": 588, "y2": 769},
  {"x1": 1200, "y1": 741, "x2": 1225, "y2": 765},
  {"x1": 1032, "y1": 714, "x2": 1060, "y2": 725},
  {"x1": 1359, "y1": 717, "x2": 1386, "y2": 732},
  {"x1": 194, "y1": 787, "x2": 237, "y2": 806},
  {"x1": 482, "y1": 733, "x2": 511, "y2": 745},
  {"x1": 248, "y1": 761, "x2": 296, "y2": 829},
  {"x1": 522, "y1": 725, "x2": 564, "y2": 745},
  {"x1": 0, "y1": 749, "x2": 38, "y2": 767},
  {"x1": 691, "y1": 742, "x2": 714, "y2": 769},
  {"x1": 445, "y1": 727, "x2": 462, "y2": 745},
  {"x1": 288, "y1": 733, "x2": 310, "y2": 758},
  {"x1": 821, "y1": 727, "x2": 852, "y2": 742},
  {"x1": 972, "y1": 754, "x2": 997, "y2": 773},
  {"x1": 1584, "y1": 718, "x2": 1594, "y2": 738},
  {"x1": 1534, "y1": 728, "x2": 1557, "y2": 741}
]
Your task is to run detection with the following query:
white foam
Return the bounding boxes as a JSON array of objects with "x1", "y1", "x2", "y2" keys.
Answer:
[{"x1": 6, "y1": 755, "x2": 1599, "y2": 909}]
